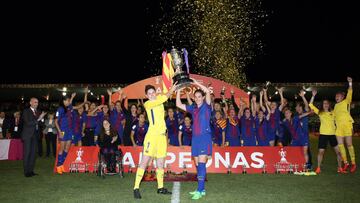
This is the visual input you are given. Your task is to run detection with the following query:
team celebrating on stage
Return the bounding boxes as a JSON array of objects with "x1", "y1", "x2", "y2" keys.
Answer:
[{"x1": 17, "y1": 76, "x2": 354, "y2": 200}]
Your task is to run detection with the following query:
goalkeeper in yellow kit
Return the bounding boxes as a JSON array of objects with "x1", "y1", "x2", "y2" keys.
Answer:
[
  {"x1": 133, "y1": 84, "x2": 176, "y2": 199},
  {"x1": 334, "y1": 77, "x2": 356, "y2": 173}
]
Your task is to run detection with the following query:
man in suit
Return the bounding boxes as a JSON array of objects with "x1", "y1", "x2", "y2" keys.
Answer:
[
  {"x1": 21, "y1": 98, "x2": 46, "y2": 177},
  {"x1": 6, "y1": 111, "x2": 23, "y2": 139}
]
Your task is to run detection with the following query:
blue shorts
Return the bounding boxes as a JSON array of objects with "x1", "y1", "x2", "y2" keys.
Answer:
[
  {"x1": 169, "y1": 133, "x2": 179, "y2": 146},
  {"x1": 191, "y1": 136, "x2": 212, "y2": 157},
  {"x1": 243, "y1": 139, "x2": 257, "y2": 146},
  {"x1": 291, "y1": 139, "x2": 306, "y2": 146},
  {"x1": 227, "y1": 137, "x2": 241, "y2": 146},
  {"x1": 268, "y1": 131, "x2": 276, "y2": 141},
  {"x1": 257, "y1": 139, "x2": 269, "y2": 146},
  {"x1": 183, "y1": 139, "x2": 191, "y2": 146},
  {"x1": 72, "y1": 133, "x2": 82, "y2": 144},
  {"x1": 59, "y1": 131, "x2": 73, "y2": 142}
]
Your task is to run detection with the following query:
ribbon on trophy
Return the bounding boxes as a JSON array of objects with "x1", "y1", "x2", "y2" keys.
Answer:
[{"x1": 183, "y1": 48, "x2": 189, "y2": 74}]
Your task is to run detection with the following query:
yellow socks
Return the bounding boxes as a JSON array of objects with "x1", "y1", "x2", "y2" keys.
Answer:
[
  {"x1": 134, "y1": 168, "x2": 145, "y2": 189},
  {"x1": 338, "y1": 144, "x2": 348, "y2": 163},
  {"x1": 134, "y1": 168, "x2": 165, "y2": 189},
  {"x1": 156, "y1": 169, "x2": 164, "y2": 189},
  {"x1": 348, "y1": 145, "x2": 356, "y2": 164}
]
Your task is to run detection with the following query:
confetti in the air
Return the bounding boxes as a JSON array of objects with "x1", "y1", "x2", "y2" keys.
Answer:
[{"x1": 146, "y1": 0, "x2": 268, "y2": 88}]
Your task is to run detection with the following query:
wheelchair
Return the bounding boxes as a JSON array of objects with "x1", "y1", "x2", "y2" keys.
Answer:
[{"x1": 96, "y1": 148, "x2": 124, "y2": 179}]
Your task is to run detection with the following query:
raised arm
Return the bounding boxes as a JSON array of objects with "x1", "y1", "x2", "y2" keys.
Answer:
[
  {"x1": 220, "y1": 86, "x2": 228, "y2": 113},
  {"x1": 70, "y1": 93, "x2": 76, "y2": 105},
  {"x1": 73, "y1": 102, "x2": 86, "y2": 110},
  {"x1": 89, "y1": 105, "x2": 104, "y2": 115},
  {"x1": 238, "y1": 98, "x2": 245, "y2": 118},
  {"x1": 84, "y1": 87, "x2": 88, "y2": 103},
  {"x1": 223, "y1": 105, "x2": 229, "y2": 119},
  {"x1": 145, "y1": 84, "x2": 176, "y2": 110},
  {"x1": 230, "y1": 88, "x2": 239, "y2": 113},
  {"x1": 259, "y1": 90, "x2": 266, "y2": 112},
  {"x1": 208, "y1": 82, "x2": 214, "y2": 110},
  {"x1": 309, "y1": 89, "x2": 317, "y2": 104},
  {"x1": 83, "y1": 87, "x2": 89, "y2": 111},
  {"x1": 176, "y1": 88, "x2": 186, "y2": 111},
  {"x1": 278, "y1": 87, "x2": 286, "y2": 111},
  {"x1": 186, "y1": 91, "x2": 193, "y2": 105},
  {"x1": 346, "y1": 76, "x2": 353, "y2": 104},
  {"x1": 263, "y1": 88, "x2": 269, "y2": 105},
  {"x1": 251, "y1": 95, "x2": 257, "y2": 117},
  {"x1": 265, "y1": 102, "x2": 271, "y2": 120},
  {"x1": 192, "y1": 78, "x2": 211, "y2": 105},
  {"x1": 137, "y1": 98, "x2": 144, "y2": 108},
  {"x1": 121, "y1": 95, "x2": 130, "y2": 115},
  {"x1": 165, "y1": 83, "x2": 177, "y2": 99},
  {"x1": 107, "y1": 89, "x2": 113, "y2": 111},
  {"x1": 309, "y1": 90, "x2": 319, "y2": 115},
  {"x1": 299, "y1": 111, "x2": 312, "y2": 119},
  {"x1": 222, "y1": 94, "x2": 229, "y2": 116},
  {"x1": 299, "y1": 89, "x2": 309, "y2": 112}
]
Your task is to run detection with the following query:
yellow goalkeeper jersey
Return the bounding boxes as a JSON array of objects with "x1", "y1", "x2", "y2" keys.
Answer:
[
  {"x1": 309, "y1": 103, "x2": 336, "y2": 135},
  {"x1": 144, "y1": 94, "x2": 168, "y2": 135},
  {"x1": 334, "y1": 89, "x2": 354, "y2": 124}
]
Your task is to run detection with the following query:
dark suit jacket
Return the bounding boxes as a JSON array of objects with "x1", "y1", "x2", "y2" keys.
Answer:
[{"x1": 21, "y1": 108, "x2": 39, "y2": 140}]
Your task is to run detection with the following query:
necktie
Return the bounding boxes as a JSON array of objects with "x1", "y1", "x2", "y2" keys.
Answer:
[{"x1": 33, "y1": 109, "x2": 39, "y2": 130}]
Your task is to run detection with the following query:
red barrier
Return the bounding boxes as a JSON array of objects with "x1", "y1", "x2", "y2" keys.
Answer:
[
  {"x1": 8, "y1": 139, "x2": 23, "y2": 160},
  {"x1": 55, "y1": 146, "x2": 306, "y2": 174}
]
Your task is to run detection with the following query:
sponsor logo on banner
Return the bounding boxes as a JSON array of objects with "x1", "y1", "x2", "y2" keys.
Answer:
[
  {"x1": 55, "y1": 146, "x2": 99, "y2": 173},
  {"x1": 275, "y1": 148, "x2": 291, "y2": 172},
  {"x1": 75, "y1": 148, "x2": 84, "y2": 163}
]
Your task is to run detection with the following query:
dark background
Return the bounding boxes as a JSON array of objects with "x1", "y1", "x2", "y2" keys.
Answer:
[{"x1": 2, "y1": 0, "x2": 358, "y2": 84}]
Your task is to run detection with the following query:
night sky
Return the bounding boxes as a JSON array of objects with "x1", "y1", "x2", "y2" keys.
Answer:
[{"x1": 2, "y1": 1, "x2": 358, "y2": 84}]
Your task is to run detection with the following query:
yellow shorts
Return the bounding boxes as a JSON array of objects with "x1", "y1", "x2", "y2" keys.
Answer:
[
  {"x1": 143, "y1": 133, "x2": 167, "y2": 158},
  {"x1": 335, "y1": 123, "x2": 353, "y2": 137}
]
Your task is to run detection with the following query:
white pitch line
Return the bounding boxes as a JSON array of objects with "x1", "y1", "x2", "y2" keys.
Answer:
[{"x1": 171, "y1": 181, "x2": 181, "y2": 203}]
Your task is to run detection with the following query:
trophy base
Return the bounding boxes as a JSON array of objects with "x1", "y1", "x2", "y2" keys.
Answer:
[{"x1": 173, "y1": 72, "x2": 193, "y2": 90}]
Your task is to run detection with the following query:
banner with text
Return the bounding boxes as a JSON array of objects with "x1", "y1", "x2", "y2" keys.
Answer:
[{"x1": 55, "y1": 146, "x2": 305, "y2": 174}]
